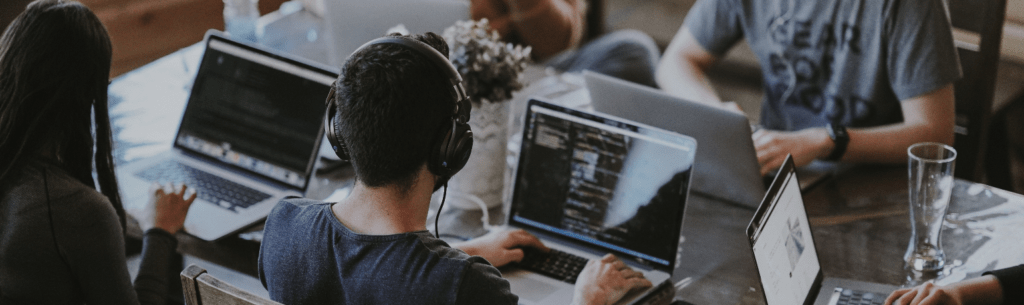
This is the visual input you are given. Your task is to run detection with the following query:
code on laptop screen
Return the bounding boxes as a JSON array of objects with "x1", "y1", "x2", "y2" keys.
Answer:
[
  {"x1": 510, "y1": 102, "x2": 695, "y2": 269},
  {"x1": 175, "y1": 38, "x2": 335, "y2": 189}
]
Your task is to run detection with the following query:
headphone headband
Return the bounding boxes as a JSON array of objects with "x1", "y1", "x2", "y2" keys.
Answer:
[
  {"x1": 325, "y1": 35, "x2": 474, "y2": 178},
  {"x1": 350, "y1": 36, "x2": 470, "y2": 123}
]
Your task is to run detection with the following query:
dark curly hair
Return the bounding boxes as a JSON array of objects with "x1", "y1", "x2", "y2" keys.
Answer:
[
  {"x1": 0, "y1": 0, "x2": 125, "y2": 230},
  {"x1": 334, "y1": 32, "x2": 457, "y2": 192}
]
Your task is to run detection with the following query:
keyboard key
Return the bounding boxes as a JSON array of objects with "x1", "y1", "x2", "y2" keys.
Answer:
[
  {"x1": 135, "y1": 161, "x2": 271, "y2": 212},
  {"x1": 517, "y1": 248, "x2": 589, "y2": 284}
]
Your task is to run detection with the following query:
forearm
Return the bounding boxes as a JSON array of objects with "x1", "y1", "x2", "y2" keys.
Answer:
[
  {"x1": 451, "y1": 241, "x2": 477, "y2": 256},
  {"x1": 134, "y1": 229, "x2": 179, "y2": 305},
  {"x1": 841, "y1": 121, "x2": 953, "y2": 164},
  {"x1": 507, "y1": 0, "x2": 584, "y2": 60},
  {"x1": 838, "y1": 85, "x2": 955, "y2": 164}
]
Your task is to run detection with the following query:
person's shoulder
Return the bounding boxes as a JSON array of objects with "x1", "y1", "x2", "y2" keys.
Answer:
[
  {"x1": 268, "y1": 196, "x2": 331, "y2": 220},
  {"x1": 30, "y1": 162, "x2": 116, "y2": 227},
  {"x1": 264, "y1": 196, "x2": 333, "y2": 237},
  {"x1": 2, "y1": 161, "x2": 121, "y2": 237}
]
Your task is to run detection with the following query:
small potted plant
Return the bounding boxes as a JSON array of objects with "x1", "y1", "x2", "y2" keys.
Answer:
[{"x1": 440, "y1": 19, "x2": 531, "y2": 217}]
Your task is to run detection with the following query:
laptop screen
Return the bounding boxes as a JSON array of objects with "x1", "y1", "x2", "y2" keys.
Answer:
[
  {"x1": 509, "y1": 100, "x2": 696, "y2": 271},
  {"x1": 748, "y1": 157, "x2": 822, "y2": 305},
  {"x1": 175, "y1": 35, "x2": 336, "y2": 189}
]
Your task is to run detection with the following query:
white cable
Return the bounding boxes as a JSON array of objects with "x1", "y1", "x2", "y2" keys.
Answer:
[{"x1": 449, "y1": 191, "x2": 494, "y2": 232}]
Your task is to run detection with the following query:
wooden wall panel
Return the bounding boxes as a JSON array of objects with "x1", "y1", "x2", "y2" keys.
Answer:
[{"x1": 78, "y1": 0, "x2": 286, "y2": 77}]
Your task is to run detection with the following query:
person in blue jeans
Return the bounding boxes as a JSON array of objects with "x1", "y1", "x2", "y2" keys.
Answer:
[
  {"x1": 257, "y1": 32, "x2": 652, "y2": 305},
  {"x1": 471, "y1": 0, "x2": 661, "y2": 88}
]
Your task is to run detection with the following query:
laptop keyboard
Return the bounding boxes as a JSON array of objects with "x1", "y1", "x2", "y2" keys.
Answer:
[
  {"x1": 829, "y1": 288, "x2": 884, "y2": 305},
  {"x1": 517, "y1": 248, "x2": 588, "y2": 284},
  {"x1": 135, "y1": 161, "x2": 272, "y2": 213}
]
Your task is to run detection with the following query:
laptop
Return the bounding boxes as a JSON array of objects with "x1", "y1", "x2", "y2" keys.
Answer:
[
  {"x1": 747, "y1": 155, "x2": 897, "y2": 305},
  {"x1": 502, "y1": 99, "x2": 693, "y2": 305},
  {"x1": 585, "y1": 71, "x2": 765, "y2": 208},
  {"x1": 117, "y1": 31, "x2": 339, "y2": 241},
  {"x1": 321, "y1": 0, "x2": 470, "y2": 67}
]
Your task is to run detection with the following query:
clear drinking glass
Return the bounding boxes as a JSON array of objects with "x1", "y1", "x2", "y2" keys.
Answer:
[
  {"x1": 905, "y1": 142, "x2": 956, "y2": 272},
  {"x1": 223, "y1": 0, "x2": 260, "y2": 43}
]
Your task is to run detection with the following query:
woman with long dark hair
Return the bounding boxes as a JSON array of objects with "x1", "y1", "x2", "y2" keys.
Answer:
[{"x1": 0, "y1": 0, "x2": 195, "y2": 303}]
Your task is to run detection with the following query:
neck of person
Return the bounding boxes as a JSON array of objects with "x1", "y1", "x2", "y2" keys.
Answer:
[{"x1": 331, "y1": 164, "x2": 437, "y2": 235}]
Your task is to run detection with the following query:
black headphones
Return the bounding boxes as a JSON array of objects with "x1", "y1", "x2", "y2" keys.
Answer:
[{"x1": 323, "y1": 36, "x2": 474, "y2": 179}]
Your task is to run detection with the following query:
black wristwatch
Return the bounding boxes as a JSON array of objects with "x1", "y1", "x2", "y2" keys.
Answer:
[{"x1": 825, "y1": 123, "x2": 849, "y2": 161}]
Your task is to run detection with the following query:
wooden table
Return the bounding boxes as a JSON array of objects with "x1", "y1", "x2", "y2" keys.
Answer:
[{"x1": 109, "y1": 9, "x2": 1024, "y2": 304}]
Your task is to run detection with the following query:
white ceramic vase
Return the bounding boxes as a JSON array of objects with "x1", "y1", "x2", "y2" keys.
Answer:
[{"x1": 444, "y1": 99, "x2": 510, "y2": 213}]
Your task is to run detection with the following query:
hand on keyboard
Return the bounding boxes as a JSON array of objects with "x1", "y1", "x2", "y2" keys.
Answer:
[
  {"x1": 138, "y1": 182, "x2": 197, "y2": 234},
  {"x1": 572, "y1": 254, "x2": 653, "y2": 305},
  {"x1": 452, "y1": 228, "x2": 549, "y2": 268}
]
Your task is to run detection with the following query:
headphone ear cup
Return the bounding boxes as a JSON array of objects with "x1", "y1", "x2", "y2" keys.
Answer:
[
  {"x1": 332, "y1": 112, "x2": 351, "y2": 162},
  {"x1": 445, "y1": 122, "x2": 473, "y2": 175},
  {"x1": 324, "y1": 93, "x2": 351, "y2": 162},
  {"x1": 430, "y1": 120, "x2": 473, "y2": 177}
]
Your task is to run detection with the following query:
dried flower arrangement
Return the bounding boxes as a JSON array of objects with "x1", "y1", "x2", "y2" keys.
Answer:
[{"x1": 443, "y1": 19, "x2": 532, "y2": 104}]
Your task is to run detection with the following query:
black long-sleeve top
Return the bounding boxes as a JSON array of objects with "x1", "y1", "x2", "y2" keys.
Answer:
[
  {"x1": 0, "y1": 159, "x2": 176, "y2": 304},
  {"x1": 985, "y1": 264, "x2": 1024, "y2": 305}
]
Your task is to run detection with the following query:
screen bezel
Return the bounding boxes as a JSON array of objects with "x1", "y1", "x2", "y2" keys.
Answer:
[
  {"x1": 746, "y1": 155, "x2": 825, "y2": 305},
  {"x1": 173, "y1": 31, "x2": 338, "y2": 192},
  {"x1": 507, "y1": 99, "x2": 696, "y2": 272}
]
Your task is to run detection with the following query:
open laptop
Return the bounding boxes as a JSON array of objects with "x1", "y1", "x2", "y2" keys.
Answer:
[
  {"x1": 747, "y1": 155, "x2": 897, "y2": 305},
  {"x1": 117, "y1": 31, "x2": 338, "y2": 241},
  {"x1": 502, "y1": 99, "x2": 693, "y2": 305},
  {"x1": 585, "y1": 71, "x2": 764, "y2": 208},
  {"x1": 322, "y1": 0, "x2": 470, "y2": 67}
]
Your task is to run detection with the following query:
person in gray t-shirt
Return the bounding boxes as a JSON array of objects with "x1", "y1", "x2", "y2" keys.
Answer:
[{"x1": 656, "y1": 0, "x2": 962, "y2": 174}]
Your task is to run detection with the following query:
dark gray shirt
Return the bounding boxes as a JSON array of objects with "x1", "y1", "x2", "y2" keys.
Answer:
[
  {"x1": 986, "y1": 264, "x2": 1024, "y2": 305},
  {"x1": 0, "y1": 159, "x2": 177, "y2": 304},
  {"x1": 685, "y1": 0, "x2": 962, "y2": 130},
  {"x1": 258, "y1": 198, "x2": 518, "y2": 305}
]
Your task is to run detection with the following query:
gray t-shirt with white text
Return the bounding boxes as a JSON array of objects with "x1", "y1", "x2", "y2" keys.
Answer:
[{"x1": 685, "y1": 0, "x2": 962, "y2": 130}]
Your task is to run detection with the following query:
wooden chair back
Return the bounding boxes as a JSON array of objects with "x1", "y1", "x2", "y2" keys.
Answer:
[
  {"x1": 584, "y1": 0, "x2": 605, "y2": 43},
  {"x1": 985, "y1": 93, "x2": 1024, "y2": 191},
  {"x1": 180, "y1": 264, "x2": 283, "y2": 305},
  {"x1": 946, "y1": 0, "x2": 1007, "y2": 181}
]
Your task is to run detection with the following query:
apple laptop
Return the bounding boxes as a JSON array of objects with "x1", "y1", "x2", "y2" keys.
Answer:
[
  {"x1": 322, "y1": 0, "x2": 470, "y2": 67},
  {"x1": 502, "y1": 99, "x2": 693, "y2": 304},
  {"x1": 585, "y1": 71, "x2": 764, "y2": 208},
  {"x1": 117, "y1": 31, "x2": 338, "y2": 241}
]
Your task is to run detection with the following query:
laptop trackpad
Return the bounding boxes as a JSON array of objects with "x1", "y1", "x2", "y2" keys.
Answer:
[{"x1": 509, "y1": 277, "x2": 559, "y2": 302}]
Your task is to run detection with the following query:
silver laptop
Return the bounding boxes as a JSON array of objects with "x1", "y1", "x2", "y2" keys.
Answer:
[
  {"x1": 585, "y1": 71, "x2": 765, "y2": 208},
  {"x1": 748, "y1": 155, "x2": 897, "y2": 305},
  {"x1": 502, "y1": 99, "x2": 693, "y2": 305},
  {"x1": 117, "y1": 31, "x2": 338, "y2": 241},
  {"x1": 322, "y1": 0, "x2": 470, "y2": 67}
]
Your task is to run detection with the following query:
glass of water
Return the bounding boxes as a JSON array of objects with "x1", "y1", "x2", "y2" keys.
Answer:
[
  {"x1": 223, "y1": 0, "x2": 260, "y2": 43},
  {"x1": 905, "y1": 142, "x2": 956, "y2": 272}
]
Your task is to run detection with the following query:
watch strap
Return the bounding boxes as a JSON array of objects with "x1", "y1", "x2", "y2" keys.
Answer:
[{"x1": 825, "y1": 124, "x2": 849, "y2": 161}]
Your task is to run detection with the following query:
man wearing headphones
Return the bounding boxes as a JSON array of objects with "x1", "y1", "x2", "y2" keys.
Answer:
[
  {"x1": 258, "y1": 32, "x2": 652, "y2": 305},
  {"x1": 655, "y1": 0, "x2": 961, "y2": 175}
]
